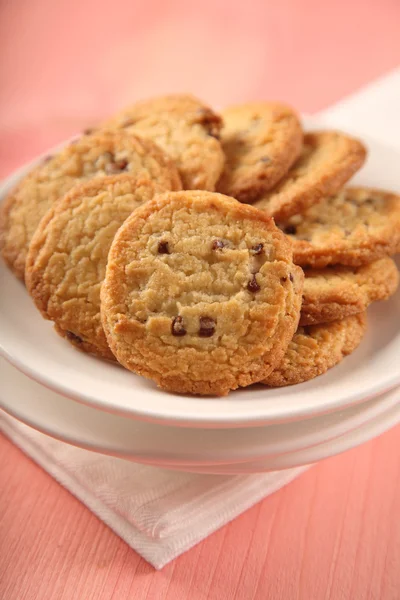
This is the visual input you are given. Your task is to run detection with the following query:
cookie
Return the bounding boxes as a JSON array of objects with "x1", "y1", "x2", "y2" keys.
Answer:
[
  {"x1": 253, "y1": 131, "x2": 367, "y2": 220},
  {"x1": 263, "y1": 313, "x2": 367, "y2": 387},
  {"x1": 0, "y1": 131, "x2": 181, "y2": 281},
  {"x1": 105, "y1": 94, "x2": 221, "y2": 127},
  {"x1": 25, "y1": 174, "x2": 170, "y2": 359},
  {"x1": 216, "y1": 102, "x2": 303, "y2": 203},
  {"x1": 101, "y1": 94, "x2": 225, "y2": 191},
  {"x1": 301, "y1": 257, "x2": 399, "y2": 326},
  {"x1": 279, "y1": 187, "x2": 400, "y2": 267},
  {"x1": 101, "y1": 190, "x2": 304, "y2": 396}
]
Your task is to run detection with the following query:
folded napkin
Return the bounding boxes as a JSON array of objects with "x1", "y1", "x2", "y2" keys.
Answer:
[
  {"x1": 0, "y1": 409, "x2": 308, "y2": 568},
  {"x1": 1, "y1": 67, "x2": 399, "y2": 569}
]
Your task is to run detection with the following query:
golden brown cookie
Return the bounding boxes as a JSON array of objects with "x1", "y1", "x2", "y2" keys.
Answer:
[
  {"x1": 263, "y1": 313, "x2": 367, "y2": 387},
  {"x1": 105, "y1": 94, "x2": 221, "y2": 127},
  {"x1": 253, "y1": 131, "x2": 367, "y2": 220},
  {"x1": 102, "y1": 94, "x2": 225, "y2": 191},
  {"x1": 26, "y1": 174, "x2": 170, "y2": 359},
  {"x1": 101, "y1": 190, "x2": 304, "y2": 396},
  {"x1": 0, "y1": 131, "x2": 181, "y2": 281},
  {"x1": 300, "y1": 257, "x2": 399, "y2": 325},
  {"x1": 279, "y1": 187, "x2": 400, "y2": 267},
  {"x1": 216, "y1": 102, "x2": 303, "y2": 202}
]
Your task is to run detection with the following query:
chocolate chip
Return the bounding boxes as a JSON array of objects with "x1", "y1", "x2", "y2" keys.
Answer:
[
  {"x1": 83, "y1": 127, "x2": 94, "y2": 135},
  {"x1": 196, "y1": 108, "x2": 221, "y2": 138},
  {"x1": 105, "y1": 158, "x2": 129, "y2": 174},
  {"x1": 158, "y1": 240, "x2": 170, "y2": 254},
  {"x1": 284, "y1": 225, "x2": 297, "y2": 235},
  {"x1": 171, "y1": 316, "x2": 186, "y2": 336},
  {"x1": 211, "y1": 239, "x2": 225, "y2": 250},
  {"x1": 259, "y1": 156, "x2": 271, "y2": 164},
  {"x1": 289, "y1": 273, "x2": 294, "y2": 283},
  {"x1": 250, "y1": 243, "x2": 264, "y2": 255},
  {"x1": 198, "y1": 316, "x2": 216, "y2": 337},
  {"x1": 65, "y1": 331, "x2": 83, "y2": 344},
  {"x1": 116, "y1": 159, "x2": 128, "y2": 170},
  {"x1": 280, "y1": 277, "x2": 288, "y2": 283},
  {"x1": 247, "y1": 275, "x2": 261, "y2": 293}
]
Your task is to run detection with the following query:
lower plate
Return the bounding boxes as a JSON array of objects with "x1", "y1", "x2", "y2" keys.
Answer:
[
  {"x1": 0, "y1": 357, "x2": 398, "y2": 468},
  {"x1": 182, "y1": 399, "x2": 400, "y2": 473}
]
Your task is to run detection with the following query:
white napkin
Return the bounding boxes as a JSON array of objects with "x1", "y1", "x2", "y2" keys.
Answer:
[
  {"x1": 320, "y1": 67, "x2": 400, "y2": 146},
  {"x1": 1, "y1": 67, "x2": 399, "y2": 569},
  {"x1": 0, "y1": 410, "x2": 308, "y2": 568}
]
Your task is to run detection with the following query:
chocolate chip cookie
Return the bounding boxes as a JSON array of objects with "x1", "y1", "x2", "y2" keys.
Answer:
[
  {"x1": 0, "y1": 131, "x2": 181, "y2": 281},
  {"x1": 253, "y1": 131, "x2": 367, "y2": 220},
  {"x1": 102, "y1": 94, "x2": 225, "y2": 191},
  {"x1": 263, "y1": 313, "x2": 367, "y2": 387},
  {"x1": 105, "y1": 94, "x2": 221, "y2": 126},
  {"x1": 26, "y1": 174, "x2": 169, "y2": 359},
  {"x1": 301, "y1": 257, "x2": 399, "y2": 326},
  {"x1": 101, "y1": 190, "x2": 304, "y2": 396},
  {"x1": 216, "y1": 102, "x2": 303, "y2": 202},
  {"x1": 279, "y1": 187, "x2": 400, "y2": 267}
]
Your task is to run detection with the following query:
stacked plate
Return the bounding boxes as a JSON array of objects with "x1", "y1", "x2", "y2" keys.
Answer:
[{"x1": 1, "y1": 120, "x2": 400, "y2": 474}]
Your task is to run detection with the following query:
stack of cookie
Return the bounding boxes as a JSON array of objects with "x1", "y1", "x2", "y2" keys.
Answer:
[{"x1": 0, "y1": 94, "x2": 399, "y2": 396}]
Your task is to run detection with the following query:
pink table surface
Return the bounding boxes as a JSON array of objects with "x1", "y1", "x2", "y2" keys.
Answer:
[{"x1": 1, "y1": 1, "x2": 400, "y2": 598}]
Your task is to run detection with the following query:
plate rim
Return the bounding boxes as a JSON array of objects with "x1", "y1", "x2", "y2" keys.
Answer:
[
  {"x1": 1, "y1": 357, "x2": 399, "y2": 466},
  {"x1": 165, "y1": 400, "x2": 400, "y2": 473}
]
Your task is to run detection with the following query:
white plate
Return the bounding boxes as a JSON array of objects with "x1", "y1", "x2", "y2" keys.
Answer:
[
  {"x1": 1, "y1": 117, "x2": 400, "y2": 428},
  {"x1": 167, "y1": 398, "x2": 400, "y2": 473},
  {"x1": 1, "y1": 358, "x2": 399, "y2": 467}
]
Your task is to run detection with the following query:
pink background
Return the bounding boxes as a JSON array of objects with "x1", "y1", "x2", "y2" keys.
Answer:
[
  {"x1": 1, "y1": 0, "x2": 400, "y2": 598},
  {"x1": 1, "y1": 0, "x2": 400, "y2": 179}
]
